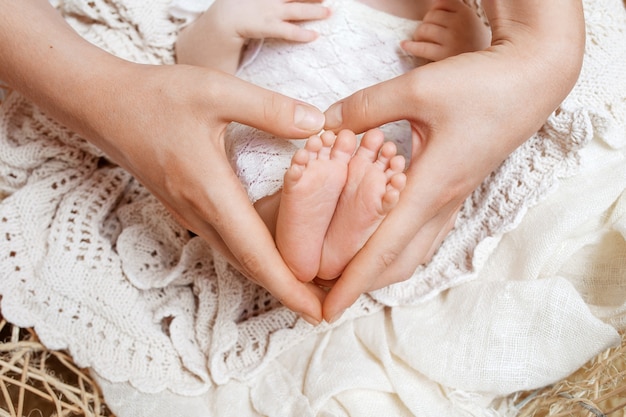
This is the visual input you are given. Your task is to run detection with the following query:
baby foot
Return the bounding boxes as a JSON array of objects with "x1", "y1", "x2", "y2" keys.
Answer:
[
  {"x1": 276, "y1": 130, "x2": 357, "y2": 282},
  {"x1": 401, "y1": 0, "x2": 491, "y2": 62},
  {"x1": 318, "y1": 129, "x2": 406, "y2": 280}
]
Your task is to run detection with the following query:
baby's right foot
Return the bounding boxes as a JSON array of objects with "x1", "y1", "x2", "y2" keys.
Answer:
[
  {"x1": 318, "y1": 129, "x2": 406, "y2": 280},
  {"x1": 276, "y1": 130, "x2": 357, "y2": 282}
]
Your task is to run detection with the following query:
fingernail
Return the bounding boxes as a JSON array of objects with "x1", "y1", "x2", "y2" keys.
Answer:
[
  {"x1": 327, "y1": 309, "x2": 345, "y2": 325},
  {"x1": 301, "y1": 313, "x2": 321, "y2": 326},
  {"x1": 294, "y1": 104, "x2": 325, "y2": 131},
  {"x1": 324, "y1": 103, "x2": 343, "y2": 130}
]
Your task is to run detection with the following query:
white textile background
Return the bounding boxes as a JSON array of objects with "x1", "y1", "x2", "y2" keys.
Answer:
[
  {"x1": 0, "y1": 0, "x2": 624, "y2": 416},
  {"x1": 96, "y1": 136, "x2": 626, "y2": 416}
]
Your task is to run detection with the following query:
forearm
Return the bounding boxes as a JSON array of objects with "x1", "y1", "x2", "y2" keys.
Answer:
[
  {"x1": 0, "y1": 0, "x2": 133, "y2": 154},
  {"x1": 482, "y1": 0, "x2": 585, "y2": 113}
]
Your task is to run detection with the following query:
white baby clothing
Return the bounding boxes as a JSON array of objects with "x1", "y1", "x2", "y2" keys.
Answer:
[{"x1": 196, "y1": 0, "x2": 424, "y2": 202}]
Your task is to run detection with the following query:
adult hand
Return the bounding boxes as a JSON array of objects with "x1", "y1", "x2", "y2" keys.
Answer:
[
  {"x1": 109, "y1": 65, "x2": 328, "y2": 324},
  {"x1": 321, "y1": 0, "x2": 585, "y2": 323},
  {"x1": 0, "y1": 0, "x2": 327, "y2": 324}
]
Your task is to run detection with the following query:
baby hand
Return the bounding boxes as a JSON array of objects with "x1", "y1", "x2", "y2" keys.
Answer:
[
  {"x1": 218, "y1": 0, "x2": 331, "y2": 43},
  {"x1": 401, "y1": 0, "x2": 491, "y2": 62},
  {"x1": 176, "y1": 0, "x2": 331, "y2": 73}
]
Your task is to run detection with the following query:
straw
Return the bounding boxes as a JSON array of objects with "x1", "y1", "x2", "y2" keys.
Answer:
[
  {"x1": 514, "y1": 331, "x2": 626, "y2": 417},
  {"x1": 1, "y1": 312, "x2": 625, "y2": 416},
  {"x1": 0, "y1": 317, "x2": 113, "y2": 417}
]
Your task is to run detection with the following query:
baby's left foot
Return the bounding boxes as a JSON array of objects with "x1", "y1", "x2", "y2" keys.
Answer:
[{"x1": 318, "y1": 129, "x2": 406, "y2": 280}]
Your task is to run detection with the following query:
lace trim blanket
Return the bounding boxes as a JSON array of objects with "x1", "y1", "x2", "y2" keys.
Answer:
[{"x1": 0, "y1": 0, "x2": 624, "y2": 394}]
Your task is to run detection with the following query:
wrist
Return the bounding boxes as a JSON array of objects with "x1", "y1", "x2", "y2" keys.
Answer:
[{"x1": 483, "y1": 0, "x2": 585, "y2": 109}]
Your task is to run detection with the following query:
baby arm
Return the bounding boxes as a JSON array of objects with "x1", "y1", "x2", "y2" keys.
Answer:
[
  {"x1": 401, "y1": 0, "x2": 491, "y2": 62},
  {"x1": 176, "y1": 0, "x2": 331, "y2": 73}
]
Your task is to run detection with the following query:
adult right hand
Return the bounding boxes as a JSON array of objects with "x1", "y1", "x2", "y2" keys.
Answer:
[{"x1": 0, "y1": 0, "x2": 327, "y2": 324}]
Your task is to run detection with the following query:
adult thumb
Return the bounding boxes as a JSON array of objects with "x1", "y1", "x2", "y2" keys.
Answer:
[
  {"x1": 218, "y1": 74, "x2": 325, "y2": 138},
  {"x1": 323, "y1": 74, "x2": 414, "y2": 134}
]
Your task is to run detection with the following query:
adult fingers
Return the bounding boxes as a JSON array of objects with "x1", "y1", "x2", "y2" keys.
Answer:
[
  {"x1": 322, "y1": 197, "x2": 459, "y2": 322},
  {"x1": 184, "y1": 149, "x2": 326, "y2": 323},
  {"x1": 216, "y1": 73, "x2": 325, "y2": 138},
  {"x1": 323, "y1": 73, "x2": 418, "y2": 134},
  {"x1": 368, "y1": 203, "x2": 460, "y2": 290},
  {"x1": 320, "y1": 134, "x2": 466, "y2": 322},
  {"x1": 194, "y1": 74, "x2": 327, "y2": 322}
]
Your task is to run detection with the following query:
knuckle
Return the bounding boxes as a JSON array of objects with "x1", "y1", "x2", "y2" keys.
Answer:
[
  {"x1": 350, "y1": 89, "x2": 371, "y2": 121},
  {"x1": 360, "y1": 90, "x2": 371, "y2": 119},
  {"x1": 238, "y1": 250, "x2": 264, "y2": 278},
  {"x1": 263, "y1": 92, "x2": 285, "y2": 126},
  {"x1": 378, "y1": 249, "x2": 399, "y2": 270}
]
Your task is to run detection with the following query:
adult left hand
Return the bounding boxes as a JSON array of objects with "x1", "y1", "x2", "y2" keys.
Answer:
[{"x1": 320, "y1": 0, "x2": 586, "y2": 323}]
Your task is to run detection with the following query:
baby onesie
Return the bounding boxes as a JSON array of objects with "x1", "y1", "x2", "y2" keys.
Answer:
[{"x1": 173, "y1": 0, "x2": 423, "y2": 202}]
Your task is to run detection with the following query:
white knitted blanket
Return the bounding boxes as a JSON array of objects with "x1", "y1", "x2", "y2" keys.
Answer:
[{"x1": 0, "y1": 0, "x2": 625, "y2": 399}]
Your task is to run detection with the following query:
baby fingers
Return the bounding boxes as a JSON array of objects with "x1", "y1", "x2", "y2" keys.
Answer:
[{"x1": 282, "y1": 1, "x2": 331, "y2": 22}]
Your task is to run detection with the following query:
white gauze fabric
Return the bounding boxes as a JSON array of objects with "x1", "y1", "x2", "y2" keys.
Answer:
[
  {"x1": 0, "y1": 0, "x2": 625, "y2": 400},
  {"x1": 94, "y1": 131, "x2": 626, "y2": 417}
]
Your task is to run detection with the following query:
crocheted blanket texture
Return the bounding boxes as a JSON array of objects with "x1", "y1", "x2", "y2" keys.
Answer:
[{"x1": 0, "y1": 0, "x2": 624, "y2": 394}]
